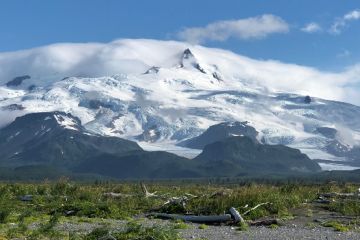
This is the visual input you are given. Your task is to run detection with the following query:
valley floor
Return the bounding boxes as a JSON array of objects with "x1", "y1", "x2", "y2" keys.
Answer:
[
  {"x1": 1, "y1": 181, "x2": 360, "y2": 239},
  {"x1": 11, "y1": 214, "x2": 360, "y2": 240}
]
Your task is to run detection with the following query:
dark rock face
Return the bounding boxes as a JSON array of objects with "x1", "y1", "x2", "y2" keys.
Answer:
[
  {"x1": 78, "y1": 98, "x2": 126, "y2": 112},
  {"x1": 181, "y1": 48, "x2": 206, "y2": 74},
  {"x1": 323, "y1": 140, "x2": 360, "y2": 162},
  {"x1": 1, "y1": 104, "x2": 25, "y2": 111},
  {"x1": 212, "y1": 72, "x2": 223, "y2": 81},
  {"x1": 324, "y1": 140, "x2": 351, "y2": 157},
  {"x1": 6, "y1": 75, "x2": 31, "y2": 87},
  {"x1": 315, "y1": 127, "x2": 337, "y2": 139},
  {"x1": 195, "y1": 136, "x2": 321, "y2": 174},
  {"x1": 179, "y1": 121, "x2": 258, "y2": 149},
  {"x1": 304, "y1": 96, "x2": 312, "y2": 104},
  {"x1": 275, "y1": 94, "x2": 315, "y2": 105},
  {"x1": 144, "y1": 66, "x2": 160, "y2": 74},
  {"x1": 194, "y1": 63, "x2": 206, "y2": 74},
  {"x1": 28, "y1": 85, "x2": 37, "y2": 91},
  {"x1": 348, "y1": 147, "x2": 360, "y2": 162},
  {"x1": 182, "y1": 48, "x2": 194, "y2": 59}
]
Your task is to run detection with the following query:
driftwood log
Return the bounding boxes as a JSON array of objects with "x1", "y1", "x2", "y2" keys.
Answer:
[
  {"x1": 316, "y1": 191, "x2": 360, "y2": 204},
  {"x1": 149, "y1": 207, "x2": 248, "y2": 224},
  {"x1": 19, "y1": 195, "x2": 33, "y2": 202},
  {"x1": 319, "y1": 192, "x2": 360, "y2": 198},
  {"x1": 149, "y1": 213, "x2": 233, "y2": 223},
  {"x1": 103, "y1": 183, "x2": 160, "y2": 198},
  {"x1": 103, "y1": 192, "x2": 135, "y2": 198},
  {"x1": 104, "y1": 183, "x2": 272, "y2": 225},
  {"x1": 229, "y1": 207, "x2": 245, "y2": 223}
]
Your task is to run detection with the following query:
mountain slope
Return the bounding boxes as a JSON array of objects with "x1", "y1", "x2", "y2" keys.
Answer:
[
  {"x1": 0, "y1": 111, "x2": 142, "y2": 167},
  {"x1": 0, "y1": 112, "x2": 204, "y2": 178},
  {"x1": 179, "y1": 121, "x2": 258, "y2": 149},
  {"x1": 0, "y1": 112, "x2": 325, "y2": 179},
  {"x1": 74, "y1": 151, "x2": 200, "y2": 179},
  {"x1": 195, "y1": 136, "x2": 321, "y2": 175}
]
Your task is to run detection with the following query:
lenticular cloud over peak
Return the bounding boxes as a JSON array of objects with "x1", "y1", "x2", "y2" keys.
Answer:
[{"x1": 0, "y1": 38, "x2": 359, "y2": 105}]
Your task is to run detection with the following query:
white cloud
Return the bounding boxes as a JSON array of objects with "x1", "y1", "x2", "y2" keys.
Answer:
[
  {"x1": 0, "y1": 39, "x2": 359, "y2": 105},
  {"x1": 344, "y1": 10, "x2": 360, "y2": 20},
  {"x1": 337, "y1": 49, "x2": 351, "y2": 58},
  {"x1": 330, "y1": 9, "x2": 360, "y2": 34},
  {"x1": 177, "y1": 14, "x2": 289, "y2": 44},
  {"x1": 301, "y1": 22, "x2": 322, "y2": 33}
]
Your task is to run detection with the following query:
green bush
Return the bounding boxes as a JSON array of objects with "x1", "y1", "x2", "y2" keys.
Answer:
[
  {"x1": 84, "y1": 227, "x2": 110, "y2": 240},
  {"x1": 329, "y1": 200, "x2": 360, "y2": 216},
  {"x1": 0, "y1": 208, "x2": 11, "y2": 223},
  {"x1": 322, "y1": 221, "x2": 350, "y2": 232}
]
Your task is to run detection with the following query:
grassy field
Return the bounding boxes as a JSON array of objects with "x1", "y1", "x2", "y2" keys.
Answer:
[{"x1": 0, "y1": 178, "x2": 359, "y2": 239}]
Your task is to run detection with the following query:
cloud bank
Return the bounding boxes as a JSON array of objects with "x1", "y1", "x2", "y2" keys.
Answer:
[
  {"x1": 0, "y1": 39, "x2": 359, "y2": 106},
  {"x1": 177, "y1": 15, "x2": 289, "y2": 44}
]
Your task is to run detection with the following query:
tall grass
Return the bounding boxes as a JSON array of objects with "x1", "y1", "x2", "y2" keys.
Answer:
[{"x1": 0, "y1": 180, "x2": 359, "y2": 238}]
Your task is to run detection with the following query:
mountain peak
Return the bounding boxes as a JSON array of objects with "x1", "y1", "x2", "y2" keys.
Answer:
[
  {"x1": 180, "y1": 48, "x2": 206, "y2": 74},
  {"x1": 182, "y1": 48, "x2": 194, "y2": 59}
]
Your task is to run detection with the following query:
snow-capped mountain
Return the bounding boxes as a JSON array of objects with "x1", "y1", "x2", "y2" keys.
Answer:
[{"x1": 1, "y1": 39, "x2": 360, "y2": 170}]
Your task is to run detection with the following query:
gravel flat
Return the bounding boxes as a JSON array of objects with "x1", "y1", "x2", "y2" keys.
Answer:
[
  {"x1": 51, "y1": 217, "x2": 360, "y2": 240},
  {"x1": 179, "y1": 224, "x2": 360, "y2": 240}
]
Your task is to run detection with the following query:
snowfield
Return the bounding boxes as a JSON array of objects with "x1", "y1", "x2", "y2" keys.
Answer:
[{"x1": 0, "y1": 39, "x2": 360, "y2": 170}]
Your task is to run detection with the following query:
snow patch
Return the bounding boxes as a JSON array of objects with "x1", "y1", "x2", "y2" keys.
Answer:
[{"x1": 53, "y1": 114, "x2": 79, "y2": 131}]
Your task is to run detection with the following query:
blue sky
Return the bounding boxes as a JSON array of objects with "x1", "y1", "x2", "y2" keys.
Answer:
[{"x1": 0, "y1": 0, "x2": 359, "y2": 71}]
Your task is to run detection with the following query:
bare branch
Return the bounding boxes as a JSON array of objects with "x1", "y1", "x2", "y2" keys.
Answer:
[{"x1": 243, "y1": 202, "x2": 271, "y2": 215}]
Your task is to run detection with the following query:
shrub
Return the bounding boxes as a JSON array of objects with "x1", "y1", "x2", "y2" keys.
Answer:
[
  {"x1": 237, "y1": 222, "x2": 249, "y2": 231},
  {"x1": 329, "y1": 200, "x2": 360, "y2": 216},
  {"x1": 0, "y1": 208, "x2": 11, "y2": 223},
  {"x1": 198, "y1": 224, "x2": 208, "y2": 229},
  {"x1": 173, "y1": 220, "x2": 189, "y2": 229},
  {"x1": 84, "y1": 227, "x2": 110, "y2": 240},
  {"x1": 322, "y1": 221, "x2": 350, "y2": 232}
]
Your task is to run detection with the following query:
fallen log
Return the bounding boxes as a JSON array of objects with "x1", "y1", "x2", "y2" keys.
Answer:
[
  {"x1": 319, "y1": 192, "x2": 360, "y2": 198},
  {"x1": 148, "y1": 212, "x2": 233, "y2": 223},
  {"x1": 229, "y1": 207, "x2": 245, "y2": 223},
  {"x1": 314, "y1": 199, "x2": 331, "y2": 204},
  {"x1": 19, "y1": 195, "x2": 33, "y2": 202},
  {"x1": 103, "y1": 183, "x2": 159, "y2": 198},
  {"x1": 149, "y1": 207, "x2": 245, "y2": 224},
  {"x1": 103, "y1": 192, "x2": 135, "y2": 198}
]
